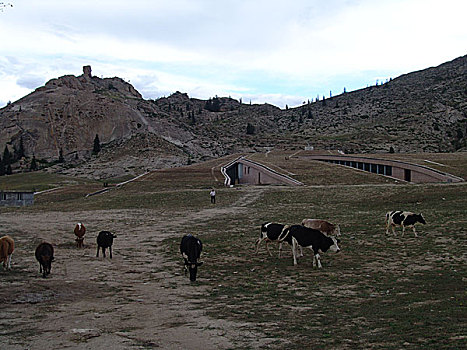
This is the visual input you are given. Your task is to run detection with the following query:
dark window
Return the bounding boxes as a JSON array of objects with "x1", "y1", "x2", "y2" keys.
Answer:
[{"x1": 404, "y1": 169, "x2": 411, "y2": 182}]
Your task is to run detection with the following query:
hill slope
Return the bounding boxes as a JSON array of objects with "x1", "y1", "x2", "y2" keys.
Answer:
[{"x1": 0, "y1": 55, "x2": 465, "y2": 179}]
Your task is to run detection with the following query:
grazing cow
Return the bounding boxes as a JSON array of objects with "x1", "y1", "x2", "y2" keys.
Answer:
[
  {"x1": 35, "y1": 242, "x2": 54, "y2": 278},
  {"x1": 180, "y1": 234, "x2": 203, "y2": 282},
  {"x1": 280, "y1": 225, "x2": 340, "y2": 268},
  {"x1": 96, "y1": 231, "x2": 116, "y2": 258},
  {"x1": 301, "y1": 219, "x2": 341, "y2": 236},
  {"x1": 386, "y1": 211, "x2": 426, "y2": 237},
  {"x1": 74, "y1": 223, "x2": 86, "y2": 248},
  {"x1": 0, "y1": 235, "x2": 15, "y2": 270}
]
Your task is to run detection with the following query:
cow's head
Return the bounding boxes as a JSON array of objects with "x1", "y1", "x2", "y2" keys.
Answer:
[
  {"x1": 417, "y1": 214, "x2": 426, "y2": 225},
  {"x1": 327, "y1": 237, "x2": 341, "y2": 253},
  {"x1": 335, "y1": 224, "x2": 341, "y2": 236}
]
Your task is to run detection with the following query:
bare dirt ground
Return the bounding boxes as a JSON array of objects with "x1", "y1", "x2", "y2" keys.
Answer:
[{"x1": 0, "y1": 187, "x2": 267, "y2": 349}]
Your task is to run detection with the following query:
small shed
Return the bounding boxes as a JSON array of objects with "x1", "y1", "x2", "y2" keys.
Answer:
[{"x1": 0, "y1": 191, "x2": 34, "y2": 207}]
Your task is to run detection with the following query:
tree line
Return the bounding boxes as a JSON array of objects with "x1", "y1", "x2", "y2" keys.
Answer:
[{"x1": 0, "y1": 134, "x2": 102, "y2": 176}]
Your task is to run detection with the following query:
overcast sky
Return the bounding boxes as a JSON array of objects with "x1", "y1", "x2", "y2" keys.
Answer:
[{"x1": 1, "y1": 0, "x2": 466, "y2": 108}]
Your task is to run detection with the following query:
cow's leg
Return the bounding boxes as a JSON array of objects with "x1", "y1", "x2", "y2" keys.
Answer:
[
  {"x1": 96, "y1": 245, "x2": 100, "y2": 257},
  {"x1": 391, "y1": 225, "x2": 396, "y2": 236},
  {"x1": 265, "y1": 241, "x2": 272, "y2": 257},
  {"x1": 102, "y1": 247, "x2": 106, "y2": 258},
  {"x1": 109, "y1": 246, "x2": 112, "y2": 259},
  {"x1": 402, "y1": 225, "x2": 406, "y2": 236},
  {"x1": 254, "y1": 237, "x2": 262, "y2": 254},
  {"x1": 292, "y1": 238, "x2": 298, "y2": 265},
  {"x1": 7, "y1": 254, "x2": 12, "y2": 269},
  {"x1": 315, "y1": 253, "x2": 322, "y2": 268},
  {"x1": 278, "y1": 242, "x2": 283, "y2": 258},
  {"x1": 412, "y1": 226, "x2": 418, "y2": 237},
  {"x1": 39, "y1": 263, "x2": 42, "y2": 273}
]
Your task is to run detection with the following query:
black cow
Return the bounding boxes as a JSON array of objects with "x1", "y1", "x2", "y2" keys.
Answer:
[
  {"x1": 35, "y1": 242, "x2": 54, "y2": 278},
  {"x1": 280, "y1": 225, "x2": 340, "y2": 268},
  {"x1": 180, "y1": 234, "x2": 203, "y2": 282},
  {"x1": 96, "y1": 231, "x2": 116, "y2": 258},
  {"x1": 386, "y1": 211, "x2": 426, "y2": 237},
  {"x1": 255, "y1": 222, "x2": 301, "y2": 258}
]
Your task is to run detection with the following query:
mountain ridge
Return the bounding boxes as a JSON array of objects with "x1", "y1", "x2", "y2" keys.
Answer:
[{"x1": 0, "y1": 55, "x2": 466, "y2": 179}]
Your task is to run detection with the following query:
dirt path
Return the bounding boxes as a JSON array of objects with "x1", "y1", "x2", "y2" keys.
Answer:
[{"x1": 0, "y1": 187, "x2": 268, "y2": 349}]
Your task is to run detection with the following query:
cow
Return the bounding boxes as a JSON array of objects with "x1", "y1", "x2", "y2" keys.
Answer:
[
  {"x1": 180, "y1": 234, "x2": 203, "y2": 282},
  {"x1": 74, "y1": 223, "x2": 86, "y2": 248},
  {"x1": 255, "y1": 222, "x2": 301, "y2": 258},
  {"x1": 385, "y1": 211, "x2": 426, "y2": 237},
  {"x1": 0, "y1": 235, "x2": 15, "y2": 270},
  {"x1": 35, "y1": 242, "x2": 54, "y2": 278},
  {"x1": 301, "y1": 219, "x2": 341, "y2": 236},
  {"x1": 279, "y1": 225, "x2": 340, "y2": 268},
  {"x1": 96, "y1": 231, "x2": 116, "y2": 258}
]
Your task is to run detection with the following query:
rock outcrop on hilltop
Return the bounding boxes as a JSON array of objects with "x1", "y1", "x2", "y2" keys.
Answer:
[{"x1": 0, "y1": 55, "x2": 466, "y2": 179}]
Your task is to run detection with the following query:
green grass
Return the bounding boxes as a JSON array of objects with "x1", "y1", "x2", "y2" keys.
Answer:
[
  {"x1": 0, "y1": 172, "x2": 98, "y2": 192},
  {"x1": 162, "y1": 181, "x2": 466, "y2": 349}
]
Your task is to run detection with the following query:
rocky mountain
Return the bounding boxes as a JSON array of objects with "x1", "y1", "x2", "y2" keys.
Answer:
[{"x1": 0, "y1": 56, "x2": 466, "y2": 179}]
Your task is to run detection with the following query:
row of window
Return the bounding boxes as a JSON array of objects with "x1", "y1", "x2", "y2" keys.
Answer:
[
  {"x1": 1, "y1": 192, "x2": 25, "y2": 200},
  {"x1": 324, "y1": 160, "x2": 393, "y2": 176}
]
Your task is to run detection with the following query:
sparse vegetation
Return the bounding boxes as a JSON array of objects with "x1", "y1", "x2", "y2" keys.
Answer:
[{"x1": 0, "y1": 152, "x2": 465, "y2": 348}]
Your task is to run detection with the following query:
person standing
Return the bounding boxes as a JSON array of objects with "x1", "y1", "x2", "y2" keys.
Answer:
[{"x1": 210, "y1": 188, "x2": 216, "y2": 204}]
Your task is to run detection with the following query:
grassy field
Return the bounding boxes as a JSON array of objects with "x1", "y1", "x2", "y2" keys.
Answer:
[
  {"x1": 0, "y1": 152, "x2": 465, "y2": 349},
  {"x1": 179, "y1": 183, "x2": 466, "y2": 349}
]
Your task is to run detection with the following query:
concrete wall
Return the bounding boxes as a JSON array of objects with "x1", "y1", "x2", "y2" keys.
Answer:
[
  {"x1": 300, "y1": 155, "x2": 463, "y2": 183},
  {"x1": 0, "y1": 191, "x2": 34, "y2": 207},
  {"x1": 221, "y1": 157, "x2": 303, "y2": 186}
]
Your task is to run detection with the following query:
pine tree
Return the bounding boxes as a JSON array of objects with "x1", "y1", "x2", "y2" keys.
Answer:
[
  {"x1": 3, "y1": 145, "x2": 11, "y2": 166},
  {"x1": 16, "y1": 136, "x2": 25, "y2": 160},
  {"x1": 30, "y1": 155, "x2": 38, "y2": 171},
  {"x1": 92, "y1": 134, "x2": 101, "y2": 155},
  {"x1": 58, "y1": 148, "x2": 65, "y2": 163},
  {"x1": 212, "y1": 97, "x2": 221, "y2": 112},
  {"x1": 0, "y1": 155, "x2": 4, "y2": 176},
  {"x1": 246, "y1": 123, "x2": 255, "y2": 135}
]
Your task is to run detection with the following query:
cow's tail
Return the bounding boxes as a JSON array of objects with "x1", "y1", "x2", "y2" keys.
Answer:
[{"x1": 278, "y1": 225, "x2": 290, "y2": 242}]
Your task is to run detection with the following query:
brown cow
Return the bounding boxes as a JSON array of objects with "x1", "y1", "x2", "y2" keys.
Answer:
[
  {"x1": 0, "y1": 235, "x2": 15, "y2": 270},
  {"x1": 74, "y1": 223, "x2": 86, "y2": 248},
  {"x1": 301, "y1": 219, "x2": 341, "y2": 236}
]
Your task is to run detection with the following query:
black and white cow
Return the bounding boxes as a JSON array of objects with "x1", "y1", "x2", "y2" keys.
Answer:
[
  {"x1": 385, "y1": 211, "x2": 426, "y2": 237},
  {"x1": 96, "y1": 231, "x2": 116, "y2": 258},
  {"x1": 255, "y1": 222, "x2": 301, "y2": 258},
  {"x1": 180, "y1": 234, "x2": 203, "y2": 282},
  {"x1": 280, "y1": 225, "x2": 340, "y2": 268}
]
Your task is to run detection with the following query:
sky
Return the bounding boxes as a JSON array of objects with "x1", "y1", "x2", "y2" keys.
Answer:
[{"x1": 0, "y1": 0, "x2": 466, "y2": 109}]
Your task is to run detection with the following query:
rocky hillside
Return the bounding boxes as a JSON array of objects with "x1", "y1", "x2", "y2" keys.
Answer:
[{"x1": 0, "y1": 56, "x2": 466, "y2": 179}]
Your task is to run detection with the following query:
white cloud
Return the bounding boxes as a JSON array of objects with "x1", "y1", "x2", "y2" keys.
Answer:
[{"x1": 0, "y1": 0, "x2": 466, "y2": 108}]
